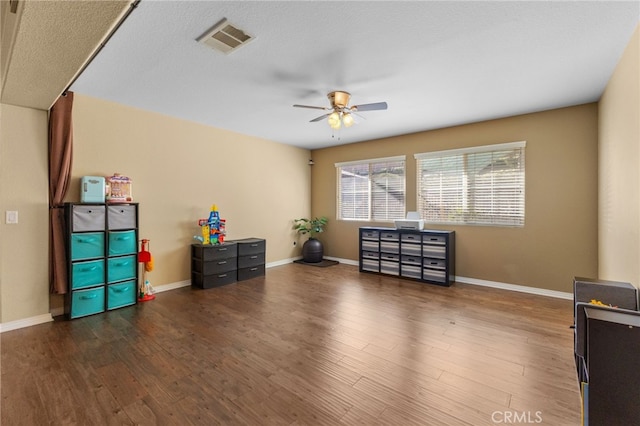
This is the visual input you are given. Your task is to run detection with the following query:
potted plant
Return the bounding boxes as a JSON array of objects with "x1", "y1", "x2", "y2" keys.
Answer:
[{"x1": 293, "y1": 217, "x2": 328, "y2": 263}]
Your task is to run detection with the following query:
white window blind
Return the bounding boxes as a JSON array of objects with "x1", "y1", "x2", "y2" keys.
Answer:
[
  {"x1": 415, "y1": 142, "x2": 525, "y2": 226},
  {"x1": 336, "y1": 156, "x2": 406, "y2": 221}
]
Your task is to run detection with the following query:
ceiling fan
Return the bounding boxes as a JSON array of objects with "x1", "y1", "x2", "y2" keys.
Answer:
[{"x1": 293, "y1": 91, "x2": 388, "y2": 130}]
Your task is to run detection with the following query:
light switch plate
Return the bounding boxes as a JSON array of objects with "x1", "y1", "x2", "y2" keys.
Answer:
[{"x1": 6, "y1": 211, "x2": 18, "y2": 224}]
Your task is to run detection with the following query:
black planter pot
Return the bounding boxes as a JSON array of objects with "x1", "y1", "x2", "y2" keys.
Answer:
[{"x1": 302, "y1": 238, "x2": 324, "y2": 263}]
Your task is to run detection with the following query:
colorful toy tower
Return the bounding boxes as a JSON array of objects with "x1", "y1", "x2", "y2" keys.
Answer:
[{"x1": 195, "y1": 204, "x2": 226, "y2": 245}]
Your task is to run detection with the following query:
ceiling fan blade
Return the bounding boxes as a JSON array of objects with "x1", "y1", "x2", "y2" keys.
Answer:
[
  {"x1": 293, "y1": 104, "x2": 330, "y2": 111},
  {"x1": 352, "y1": 111, "x2": 366, "y2": 122},
  {"x1": 310, "y1": 113, "x2": 331, "y2": 122},
  {"x1": 352, "y1": 101, "x2": 388, "y2": 112}
]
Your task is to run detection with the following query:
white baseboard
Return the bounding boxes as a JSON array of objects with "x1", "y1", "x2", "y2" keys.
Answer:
[
  {"x1": 267, "y1": 257, "x2": 301, "y2": 268},
  {"x1": 153, "y1": 280, "x2": 191, "y2": 293},
  {"x1": 324, "y1": 256, "x2": 359, "y2": 266},
  {"x1": 0, "y1": 313, "x2": 53, "y2": 333},
  {"x1": 455, "y1": 275, "x2": 572, "y2": 300},
  {"x1": 294, "y1": 257, "x2": 572, "y2": 300},
  {"x1": 50, "y1": 307, "x2": 64, "y2": 318}
]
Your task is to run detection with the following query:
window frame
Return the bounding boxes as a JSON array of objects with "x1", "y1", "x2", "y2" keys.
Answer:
[
  {"x1": 335, "y1": 155, "x2": 406, "y2": 222},
  {"x1": 415, "y1": 141, "x2": 526, "y2": 227}
]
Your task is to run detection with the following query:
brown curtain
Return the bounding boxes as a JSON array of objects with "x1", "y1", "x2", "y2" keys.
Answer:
[{"x1": 49, "y1": 92, "x2": 74, "y2": 294}]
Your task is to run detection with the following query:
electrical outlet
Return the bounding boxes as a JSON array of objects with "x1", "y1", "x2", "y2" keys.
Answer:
[{"x1": 6, "y1": 211, "x2": 18, "y2": 224}]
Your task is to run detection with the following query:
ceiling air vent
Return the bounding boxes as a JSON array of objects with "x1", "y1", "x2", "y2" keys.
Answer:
[{"x1": 197, "y1": 19, "x2": 254, "y2": 54}]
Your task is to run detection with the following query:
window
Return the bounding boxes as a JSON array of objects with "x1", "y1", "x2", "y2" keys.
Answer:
[
  {"x1": 336, "y1": 156, "x2": 405, "y2": 221},
  {"x1": 415, "y1": 141, "x2": 525, "y2": 226}
]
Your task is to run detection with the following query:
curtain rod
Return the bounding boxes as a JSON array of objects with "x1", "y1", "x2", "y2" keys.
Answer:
[{"x1": 63, "y1": 0, "x2": 141, "y2": 94}]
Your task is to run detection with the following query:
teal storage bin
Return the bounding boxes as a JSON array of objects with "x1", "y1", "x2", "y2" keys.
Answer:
[
  {"x1": 70, "y1": 287, "x2": 105, "y2": 319},
  {"x1": 108, "y1": 230, "x2": 136, "y2": 256},
  {"x1": 107, "y1": 280, "x2": 136, "y2": 310},
  {"x1": 71, "y1": 259, "x2": 105, "y2": 290},
  {"x1": 70, "y1": 232, "x2": 104, "y2": 260},
  {"x1": 107, "y1": 255, "x2": 136, "y2": 283}
]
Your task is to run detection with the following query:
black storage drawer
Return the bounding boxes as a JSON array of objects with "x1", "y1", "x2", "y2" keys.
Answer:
[
  {"x1": 361, "y1": 229, "x2": 379, "y2": 239},
  {"x1": 192, "y1": 242, "x2": 238, "y2": 261},
  {"x1": 238, "y1": 253, "x2": 265, "y2": 269},
  {"x1": 423, "y1": 258, "x2": 446, "y2": 270},
  {"x1": 401, "y1": 255, "x2": 422, "y2": 266},
  {"x1": 236, "y1": 238, "x2": 266, "y2": 256},
  {"x1": 237, "y1": 265, "x2": 265, "y2": 281},
  {"x1": 362, "y1": 251, "x2": 379, "y2": 260},
  {"x1": 380, "y1": 253, "x2": 400, "y2": 262},
  {"x1": 380, "y1": 241, "x2": 399, "y2": 254},
  {"x1": 192, "y1": 257, "x2": 237, "y2": 275},
  {"x1": 380, "y1": 231, "x2": 399, "y2": 241},
  {"x1": 192, "y1": 270, "x2": 237, "y2": 289}
]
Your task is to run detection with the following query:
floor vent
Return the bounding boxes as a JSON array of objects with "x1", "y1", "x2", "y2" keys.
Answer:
[{"x1": 197, "y1": 19, "x2": 254, "y2": 54}]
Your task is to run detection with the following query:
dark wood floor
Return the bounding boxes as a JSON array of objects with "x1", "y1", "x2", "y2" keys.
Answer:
[{"x1": 1, "y1": 263, "x2": 581, "y2": 425}]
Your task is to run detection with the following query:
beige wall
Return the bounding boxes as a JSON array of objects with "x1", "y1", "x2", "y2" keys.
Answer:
[
  {"x1": 68, "y1": 94, "x2": 310, "y2": 286},
  {"x1": 0, "y1": 103, "x2": 50, "y2": 323},
  {"x1": 5, "y1": 22, "x2": 638, "y2": 324},
  {"x1": 311, "y1": 104, "x2": 599, "y2": 293},
  {"x1": 598, "y1": 25, "x2": 640, "y2": 287}
]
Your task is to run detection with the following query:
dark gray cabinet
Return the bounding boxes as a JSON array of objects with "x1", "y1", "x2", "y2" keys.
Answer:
[
  {"x1": 65, "y1": 203, "x2": 138, "y2": 319},
  {"x1": 191, "y1": 237, "x2": 266, "y2": 288},
  {"x1": 236, "y1": 238, "x2": 266, "y2": 281},
  {"x1": 359, "y1": 227, "x2": 455, "y2": 286},
  {"x1": 191, "y1": 242, "x2": 238, "y2": 288},
  {"x1": 583, "y1": 307, "x2": 640, "y2": 425}
]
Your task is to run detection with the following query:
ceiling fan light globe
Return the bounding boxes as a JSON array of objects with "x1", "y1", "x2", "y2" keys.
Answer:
[
  {"x1": 343, "y1": 113, "x2": 354, "y2": 127},
  {"x1": 328, "y1": 111, "x2": 341, "y2": 129}
]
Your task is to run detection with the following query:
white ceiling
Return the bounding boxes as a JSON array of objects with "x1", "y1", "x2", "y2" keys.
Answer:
[{"x1": 32, "y1": 2, "x2": 640, "y2": 149}]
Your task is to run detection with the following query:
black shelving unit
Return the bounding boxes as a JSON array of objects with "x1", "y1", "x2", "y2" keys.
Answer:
[{"x1": 359, "y1": 227, "x2": 455, "y2": 286}]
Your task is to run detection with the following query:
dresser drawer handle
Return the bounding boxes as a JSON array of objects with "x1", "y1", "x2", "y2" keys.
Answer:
[
  {"x1": 114, "y1": 261, "x2": 131, "y2": 267},
  {"x1": 115, "y1": 236, "x2": 131, "y2": 241},
  {"x1": 219, "y1": 274, "x2": 227, "y2": 278},
  {"x1": 218, "y1": 248, "x2": 227, "y2": 251},
  {"x1": 250, "y1": 256, "x2": 257, "y2": 259},
  {"x1": 217, "y1": 261, "x2": 227, "y2": 265},
  {"x1": 113, "y1": 286, "x2": 130, "y2": 293},
  {"x1": 429, "y1": 261, "x2": 438, "y2": 265},
  {"x1": 250, "y1": 244, "x2": 258, "y2": 247},
  {"x1": 80, "y1": 294, "x2": 98, "y2": 300}
]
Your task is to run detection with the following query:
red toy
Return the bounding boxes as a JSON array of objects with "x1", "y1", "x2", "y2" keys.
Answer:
[{"x1": 138, "y1": 239, "x2": 155, "y2": 302}]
